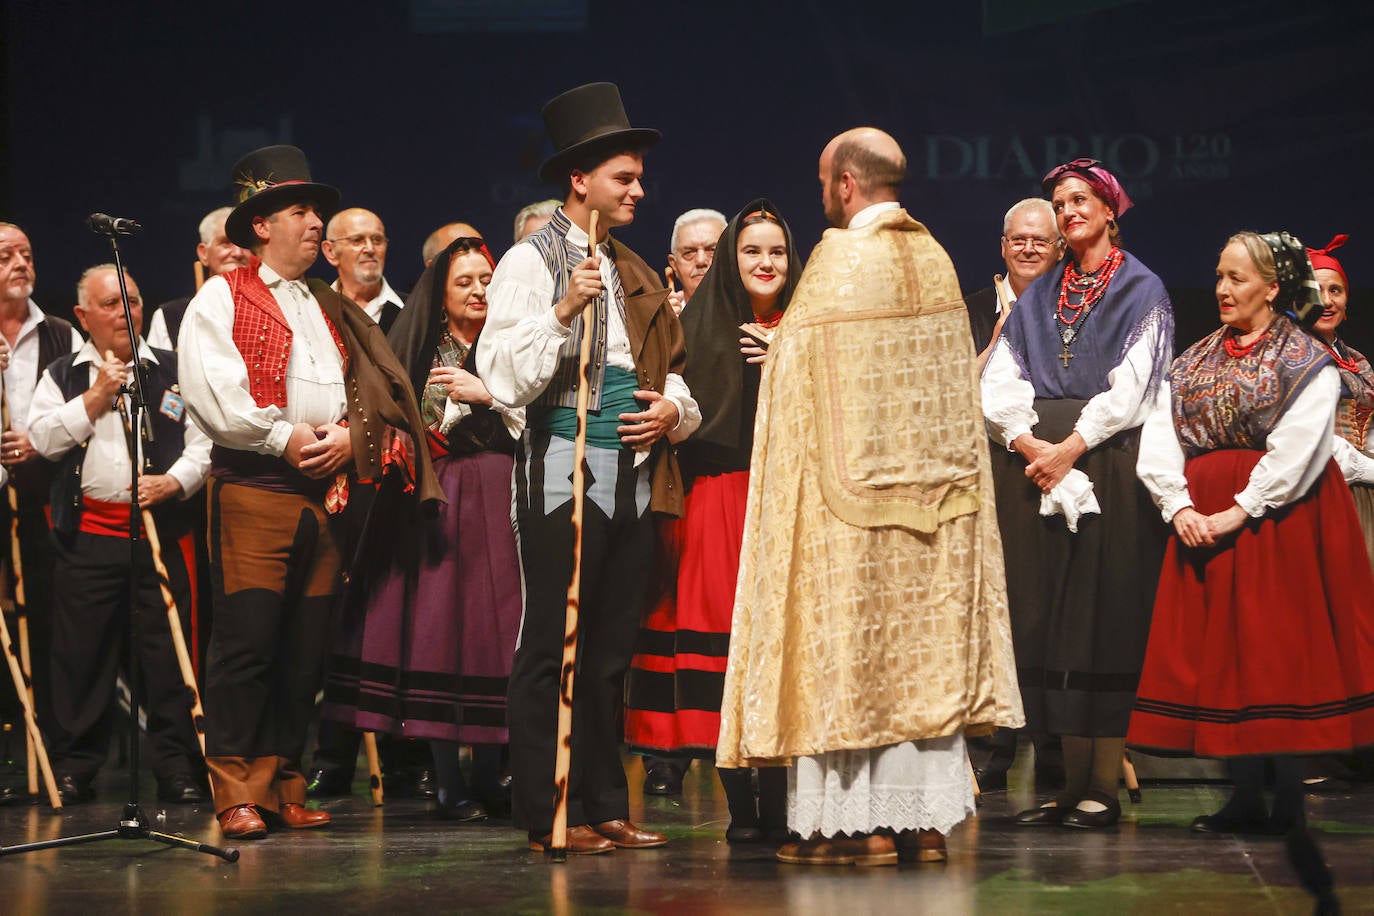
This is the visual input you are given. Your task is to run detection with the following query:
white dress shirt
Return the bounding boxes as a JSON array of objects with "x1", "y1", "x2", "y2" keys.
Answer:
[
  {"x1": 981, "y1": 321, "x2": 1165, "y2": 451},
  {"x1": 1136, "y1": 365, "x2": 1339, "y2": 522},
  {"x1": 331, "y1": 276, "x2": 404, "y2": 326},
  {"x1": 178, "y1": 262, "x2": 347, "y2": 456},
  {"x1": 2, "y1": 299, "x2": 84, "y2": 431},
  {"x1": 478, "y1": 217, "x2": 700, "y2": 451},
  {"x1": 146, "y1": 307, "x2": 174, "y2": 351},
  {"x1": 28, "y1": 339, "x2": 212, "y2": 502}
]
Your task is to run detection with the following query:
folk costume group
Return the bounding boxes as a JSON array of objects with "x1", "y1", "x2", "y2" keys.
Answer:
[{"x1": 4, "y1": 79, "x2": 1374, "y2": 870}]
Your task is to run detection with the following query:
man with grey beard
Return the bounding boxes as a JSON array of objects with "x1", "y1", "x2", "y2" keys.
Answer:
[
  {"x1": 0, "y1": 223, "x2": 82, "y2": 806},
  {"x1": 323, "y1": 208, "x2": 405, "y2": 334}
]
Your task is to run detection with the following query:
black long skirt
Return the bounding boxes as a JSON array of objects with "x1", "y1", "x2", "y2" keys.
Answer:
[{"x1": 990, "y1": 398, "x2": 1167, "y2": 738}]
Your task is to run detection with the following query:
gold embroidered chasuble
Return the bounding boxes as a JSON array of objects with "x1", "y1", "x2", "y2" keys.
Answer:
[{"x1": 715, "y1": 209, "x2": 1024, "y2": 768}]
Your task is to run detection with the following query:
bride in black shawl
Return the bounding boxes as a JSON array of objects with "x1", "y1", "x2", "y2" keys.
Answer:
[
  {"x1": 623, "y1": 199, "x2": 800, "y2": 842},
  {"x1": 323, "y1": 236, "x2": 522, "y2": 821}
]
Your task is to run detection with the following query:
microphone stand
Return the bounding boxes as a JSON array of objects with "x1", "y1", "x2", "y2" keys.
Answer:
[{"x1": 0, "y1": 223, "x2": 236, "y2": 862}]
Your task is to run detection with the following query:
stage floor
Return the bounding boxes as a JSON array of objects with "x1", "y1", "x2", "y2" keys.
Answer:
[{"x1": 1, "y1": 752, "x2": 1372, "y2": 914}]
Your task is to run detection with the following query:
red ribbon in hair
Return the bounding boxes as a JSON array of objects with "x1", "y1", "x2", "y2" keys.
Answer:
[{"x1": 1306, "y1": 234, "x2": 1349, "y2": 288}]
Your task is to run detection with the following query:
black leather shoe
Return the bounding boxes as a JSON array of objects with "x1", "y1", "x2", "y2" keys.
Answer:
[
  {"x1": 644, "y1": 763, "x2": 683, "y2": 796},
  {"x1": 1061, "y1": 797, "x2": 1121, "y2": 829},
  {"x1": 1190, "y1": 811, "x2": 1277, "y2": 835},
  {"x1": 1014, "y1": 803, "x2": 1063, "y2": 826},
  {"x1": 156, "y1": 774, "x2": 207, "y2": 804},
  {"x1": 725, "y1": 824, "x2": 763, "y2": 844},
  {"x1": 56, "y1": 774, "x2": 94, "y2": 805},
  {"x1": 415, "y1": 768, "x2": 437, "y2": 799},
  {"x1": 306, "y1": 766, "x2": 352, "y2": 797},
  {"x1": 435, "y1": 799, "x2": 489, "y2": 822},
  {"x1": 0, "y1": 784, "x2": 22, "y2": 805},
  {"x1": 973, "y1": 768, "x2": 1008, "y2": 792},
  {"x1": 385, "y1": 766, "x2": 424, "y2": 798}
]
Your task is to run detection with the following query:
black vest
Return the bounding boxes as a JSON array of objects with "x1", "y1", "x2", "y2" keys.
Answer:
[{"x1": 46, "y1": 349, "x2": 192, "y2": 540}]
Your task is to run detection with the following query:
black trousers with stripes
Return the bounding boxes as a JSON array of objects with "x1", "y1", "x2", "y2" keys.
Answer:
[{"x1": 507, "y1": 431, "x2": 654, "y2": 834}]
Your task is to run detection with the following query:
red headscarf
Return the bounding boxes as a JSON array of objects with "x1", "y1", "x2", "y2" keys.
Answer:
[{"x1": 1306, "y1": 234, "x2": 1349, "y2": 288}]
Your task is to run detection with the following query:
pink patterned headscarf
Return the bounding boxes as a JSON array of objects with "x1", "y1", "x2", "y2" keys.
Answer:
[{"x1": 1042, "y1": 158, "x2": 1134, "y2": 219}]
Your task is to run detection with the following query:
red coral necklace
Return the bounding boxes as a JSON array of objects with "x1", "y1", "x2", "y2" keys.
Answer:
[{"x1": 1055, "y1": 247, "x2": 1124, "y2": 369}]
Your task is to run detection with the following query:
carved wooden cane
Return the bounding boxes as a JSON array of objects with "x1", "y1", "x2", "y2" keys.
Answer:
[
  {"x1": 363, "y1": 731, "x2": 384, "y2": 806},
  {"x1": 111, "y1": 363, "x2": 212, "y2": 797},
  {"x1": 549, "y1": 209, "x2": 598, "y2": 861},
  {"x1": 0, "y1": 378, "x2": 61, "y2": 808}
]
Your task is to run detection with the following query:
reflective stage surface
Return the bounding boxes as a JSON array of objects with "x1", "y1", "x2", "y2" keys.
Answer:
[{"x1": 2, "y1": 752, "x2": 1372, "y2": 914}]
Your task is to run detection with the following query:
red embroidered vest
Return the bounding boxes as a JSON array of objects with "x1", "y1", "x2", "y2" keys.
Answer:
[{"x1": 222, "y1": 258, "x2": 348, "y2": 407}]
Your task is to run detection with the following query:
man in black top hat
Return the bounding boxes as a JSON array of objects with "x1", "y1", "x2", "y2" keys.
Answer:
[
  {"x1": 478, "y1": 82, "x2": 700, "y2": 854},
  {"x1": 179, "y1": 144, "x2": 439, "y2": 840}
]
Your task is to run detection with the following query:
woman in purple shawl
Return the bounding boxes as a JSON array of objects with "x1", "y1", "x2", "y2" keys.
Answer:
[
  {"x1": 323, "y1": 236, "x2": 523, "y2": 821},
  {"x1": 982, "y1": 158, "x2": 1173, "y2": 829}
]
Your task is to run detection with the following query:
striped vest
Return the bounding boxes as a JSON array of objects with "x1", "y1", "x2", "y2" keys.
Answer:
[{"x1": 523, "y1": 209, "x2": 626, "y2": 411}]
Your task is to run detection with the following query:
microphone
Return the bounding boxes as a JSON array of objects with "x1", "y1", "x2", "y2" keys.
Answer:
[{"x1": 87, "y1": 213, "x2": 142, "y2": 235}]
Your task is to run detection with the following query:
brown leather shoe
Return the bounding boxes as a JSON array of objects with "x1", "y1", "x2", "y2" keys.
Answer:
[
  {"x1": 897, "y1": 829, "x2": 947, "y2": 863},
  {"x1": 592, "y1": 819, "x2": 668, "y2": 849},
  {"x1": 217, "y1": 804, "x2": 268, "y2": 840},
  {"x1": 777, "y1": 835, "x2": 896, "y2": 866},
  {"x1": 527, "y1": 825, "x2": 615, "y2": 855},
  {"x1": 274, "y1": 802, "x2": 331, "y2": 829}
]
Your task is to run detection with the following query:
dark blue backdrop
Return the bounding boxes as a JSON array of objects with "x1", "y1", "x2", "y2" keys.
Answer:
[{"x1": 5, "y1": 0, "x2": 1371, "y2": 352}]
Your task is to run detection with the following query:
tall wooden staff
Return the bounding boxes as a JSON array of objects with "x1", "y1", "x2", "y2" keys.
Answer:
[
  {"x1": 549, "y1": 210, "x2": 598, "y2": 861},
  {"x1": 363, "y1": 731, "x2": 384, "y2": 806},
  {"x1": 112, "y1": 369, "x2": 210, "y2": 790},
  {"x1": 0, "y1": 376, "x2": 61, "y2": 808},
  {"x1": 139, "y1": 508, "x2": 208, "y2": 765}
]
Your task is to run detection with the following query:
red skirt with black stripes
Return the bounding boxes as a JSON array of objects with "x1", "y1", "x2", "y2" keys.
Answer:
[
  {"x1": 1128, "y1": 450, "x2": 1374, "y2": 757},
  {"x1": 623, "y1": 470, "x2": 750, "y2": 755}
]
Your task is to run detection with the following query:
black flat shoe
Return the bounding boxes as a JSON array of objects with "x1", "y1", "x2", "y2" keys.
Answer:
[
  {"x1": 56, "y1": 774, "x2": 94, "y2": 805},
  {"x1": 1190, "y1": 811, "x2": 1278, "y2": 835},
  {"x1": 435, "y1": 799, "x2": 489, "y2": 822},
  {"x1": 1062, "y1": 790, "x2": 1122, "y2": 829},
  {"x1": 156, "y1": 773, "x2": 207, "y2": 804},
  {"x1": 644, "y1": 763, "x2": 683, "y2": 796},
  {"x1": 1014, "y1": 804, "x2": 1064, "y2": 826},
  {"x1": 306, "y1": 766, "x2": 352, "y2": 797},
  {"x1": 725, "y1": 824, "x2": 763, "y2": 844},
  {"x1": 0, "y1": 784, "x2": 22, "y2": 806}
]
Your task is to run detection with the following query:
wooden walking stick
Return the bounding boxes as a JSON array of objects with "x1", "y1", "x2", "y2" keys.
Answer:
[
  {"x1": 140, "y1": 506, "x2": 209, "y2": 765},
  {"x1": 363, "y1": 731, "x2": 384, "y2": 806},
  {"x1": 111, "y1": 362, "x2": 211, "y2": 795},
  {"x1": 2, "y1": 376, "x2": 60, "y2": 806},
  {"x1": 0, "y1": 601, "x2": 59, "y2": 808},
  {"x1": 549, "y1": 209, "x2": 599, "y2": 862},
  {"x1": 1122, "y1": 751, "x2": 1141, "y2": 803},
  {"x1": 0, "y1": 377, "x2": 60, "y2": 808}
]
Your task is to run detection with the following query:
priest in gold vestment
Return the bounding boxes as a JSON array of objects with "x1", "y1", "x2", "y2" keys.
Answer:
[{"x1": 716, "y1": 129, "x2": 1023, "y2": 866}]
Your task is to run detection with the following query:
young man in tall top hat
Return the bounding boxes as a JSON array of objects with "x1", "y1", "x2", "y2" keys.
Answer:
[
  {"x1": 178, "y1": 145, "x2": 439, "y2": 840},
  {"x1": 478, "y1": 82, "x2": 700, "y2": 854}
]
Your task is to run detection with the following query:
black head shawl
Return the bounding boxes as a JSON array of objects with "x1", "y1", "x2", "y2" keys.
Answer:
[
  {"x1": 1260, "y1": 231, "x2": 1324, "y2": 328},
  {"x1": 386, "y1": 236, "x2": 495, "y2": 397},
  {"x1": 679, "y1": 198, "x2": 799, "y2": 474}
]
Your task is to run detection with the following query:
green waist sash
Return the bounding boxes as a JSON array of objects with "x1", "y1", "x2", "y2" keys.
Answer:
[{"x1": 529, "y1": 365, "x2": 642, "y2": 450}]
